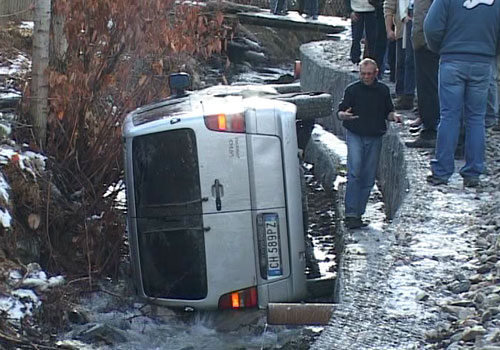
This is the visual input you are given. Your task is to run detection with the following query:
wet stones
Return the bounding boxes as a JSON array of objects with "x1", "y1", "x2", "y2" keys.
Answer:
[
  {"x1": 461, "y1": 326, "x2": 487, "y2": 342},
  {"x1": 75, "y1": 323, "x2": 128, "y2": 344},
  {"x1": 448, "y1": 280, "x2": 471, "y2": 294},
  {"x1": 432, "y1": 129, "x2": 500, "y2": 349}
]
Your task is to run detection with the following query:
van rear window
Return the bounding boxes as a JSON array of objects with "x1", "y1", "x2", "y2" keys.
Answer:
[
  {"x1": 132, "y1": 129, "x2": 207, "y2": 299},
  {"x1": 132, "y1": 129, "x2": 201, "y2": 217}
]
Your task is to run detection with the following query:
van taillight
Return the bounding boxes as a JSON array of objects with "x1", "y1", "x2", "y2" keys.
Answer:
[
  {"x1": 218, "y1": 287, "x2": 258, "y2": 310},
  {"x1": 204, "y1": 113, "x2": 245, "y2": 133}
]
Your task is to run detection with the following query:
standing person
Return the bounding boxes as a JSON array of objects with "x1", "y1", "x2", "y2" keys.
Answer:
[
  {"x1": 494, "y1": 55, "x2": 500, "y2": 132},
  {"x1": 405, "y1": 0, "x2": 440, "y2": 148},
  {"x1": 384, "y1": 0, "x2": 415, "y2": 110},
  {"x1": 387, "y1": 38, "x2": 397, "y2": 82},
  {"x1": 424, "y1": 0, "x2": 500, "y2": 187},
  {"x1": 485, "y1": 57, "x2": 499, "y2": 129},
  {"x1": 346, "y1": 0, "x2": 377, "y2": 64},
  {"x1": 298, "y1": 0, "x2": 305, "y2": 15},
  {"x1": 337, "y1": 58, "x2": 403, "y2": 229},
  {"x1": 272, "y1": 0, "x2": 288, "y2": 15},
  {"x1": 373, "y1": 0, "x2": 387, "y2": 77},
  {"x1": 305, "y1": 0, "x2": 319, "y2": 19}
]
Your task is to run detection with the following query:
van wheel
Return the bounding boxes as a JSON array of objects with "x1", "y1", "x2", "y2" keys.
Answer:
[{"x1": 271, "y1": 92, "x2": 332, "y2": 120}]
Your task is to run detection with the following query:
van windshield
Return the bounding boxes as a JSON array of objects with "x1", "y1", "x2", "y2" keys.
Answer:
[{"x1": 132, "y1": 129, "x2": 207, "y2": 299}]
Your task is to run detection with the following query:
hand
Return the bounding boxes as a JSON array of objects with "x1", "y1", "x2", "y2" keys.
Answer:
[
  {"x1": 390, "y1": 112, "x2": 403, "y2": 123},
  {"x1": 350, "y1": 12, "x2": 359, "y2": 22},
  {"x1": 387, "y1": 29, "x2": 396, "y2": 41},
  {"x1": 339, "y1": 107, "x2": 359, "y2": 120},
  {"x1": 402, "y1": 15, "x2": 413, "y2": 24}
]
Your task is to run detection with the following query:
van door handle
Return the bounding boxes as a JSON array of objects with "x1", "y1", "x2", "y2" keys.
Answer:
[{"x1": 212, "y1": 179, "x2": 223, "y2": 211}]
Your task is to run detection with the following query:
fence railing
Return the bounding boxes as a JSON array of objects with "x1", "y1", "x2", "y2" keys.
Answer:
[{"x1": 0, "y1": 0, "x2": 34, "y2": 23}]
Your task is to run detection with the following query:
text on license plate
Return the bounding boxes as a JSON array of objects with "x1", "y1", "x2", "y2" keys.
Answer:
[{"x1": 264, "y1": 214, "x2": 282, "y2": 277}]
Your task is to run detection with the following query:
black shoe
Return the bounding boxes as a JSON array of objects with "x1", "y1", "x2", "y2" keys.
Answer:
[
  {"x1": 463, "y1": 177, "x2": 480, "y2": 188},
  {"x1": 426, "y1": 174, "x2": 448, "y2": 186},
  {"x1": 405, "y1": 136, "x2": 436, "y2": 148},
  {"x1": 345, "y1": 217, "x2": 369, "y2": 229},
  {"x1": 409, "y1": 125, "x2": 422, "y2": 134},
  {"x1": 394, "y1": 95, "x2": 414, "y2": 110},
  {"x1": 419, "y1": 129, "x2": 437, "y2": 139}
]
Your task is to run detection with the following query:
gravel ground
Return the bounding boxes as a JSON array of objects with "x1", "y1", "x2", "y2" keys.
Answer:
[{"x1": 311, "y1": 112, "x2": 500, "y2": 349}]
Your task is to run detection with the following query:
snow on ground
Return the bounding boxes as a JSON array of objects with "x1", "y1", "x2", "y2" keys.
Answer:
[
  {"x1": 0, "y1": 263, "x2": 65, "y2": 322},
  {"x1": 0, "y1": 31, "x2": 63, "y2": 327},
  {"x1": 19, "y1": 21, "x2": 34, "y2": 30},
  {"x1": 0, "y1": 54, "x2": 31, "y2": 76}
]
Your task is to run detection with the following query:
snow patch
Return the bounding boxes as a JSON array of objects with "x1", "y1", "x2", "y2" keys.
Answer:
[
  {"x1": 0, "y1": 289, "x2": 40, "y2": 320},
  {"x1": 0, "y1": 54, "x2": 31, "y2": 76},
  {"x1": 0, "y1": 208, "x2": 11, "y2": 228},
  {"x1": 20, "y1": 21, "x2": 34, "y2": 30},
  {"x1": 0, "y1": 264, "x2": 65, "y2": 321},
  {"x1": 312, "y1": 124, "x2": 348, "y2": 163},
  {"x1": 0, "y1": 122, "x2": 12, "y2": 137}
]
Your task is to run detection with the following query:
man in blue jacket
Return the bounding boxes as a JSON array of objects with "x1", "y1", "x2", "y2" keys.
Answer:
[
  {"x1": 338, "y1": 58, "x2": 402, "y2": 229},
  {"x1": 424, "y1": 0, "x2": 500, "y2": 187}
]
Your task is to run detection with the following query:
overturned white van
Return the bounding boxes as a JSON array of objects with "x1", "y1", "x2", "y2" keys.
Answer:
[{"x1": 122, "y1": 74, "x2": 332, "y2": 310}]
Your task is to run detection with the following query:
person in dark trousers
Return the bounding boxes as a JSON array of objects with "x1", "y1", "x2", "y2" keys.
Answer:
[
  {"x1": 338, "y1": 58, "x2": 403, "y2": 229},
  {"x1": 346, "y1": 0, "x2": 377, "y2": 64},
  {"x1": 405, "y1": 0, "x2": 440, "y2": 148},
  {"x1": 387, "y1": 38, "x2": 397, "y2": 82},
  {"x1": 384, "y1": 0, "x2": 415, "y2": 110},
  {"x1": 373, "y1": 0, "x2": 387, "y2": 77},
  {"x1": 424, "y1": 0, "x2": 500, "y2": 188},
  {"x1": 305, "y1": 0, "x2": 319, "y2": 19},
  {"x1": 298, "y1": 0, "x2": 305, "y2": 14},
  {"x1": 273, "y1": 0, "x2": 287, "y2": 15}
]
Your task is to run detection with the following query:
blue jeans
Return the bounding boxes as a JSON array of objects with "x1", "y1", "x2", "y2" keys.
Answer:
[
  {"x1": 350, "y1": 12, "x2": 376, "y2": 64},
  {"x1": 432, "y1": 59, "x2": 492, "y2": 180},
  {"x1": 345, "y1": 130, "x2": 382, "y2": 218},
  {"x1": 486, "y1": 58, "x2": 498, "y2": 128},
  {"x1": 395, "y1": 21, "x2": 415, "y2": 96}
]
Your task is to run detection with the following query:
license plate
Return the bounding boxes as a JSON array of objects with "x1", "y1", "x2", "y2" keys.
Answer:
[{"x1": 264, "y1": 214, "x2": 282, "y2": 277}]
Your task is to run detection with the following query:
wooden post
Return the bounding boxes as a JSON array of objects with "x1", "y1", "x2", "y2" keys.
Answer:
[
  {"x1": 30, "y1": 0, "x2": 51, "y2": 148},
  {"x1": 267, "y1": 303, "x2": 334, "y2": 325}
]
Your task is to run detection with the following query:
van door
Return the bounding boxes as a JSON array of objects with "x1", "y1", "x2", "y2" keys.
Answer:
[
  {"x1": 194, "y1": 126, "x2": 257, "y2": 304},
  {"x1": 247, "y1": 135, "x2": 291, "y2": 282},
  {"x1": 132, "y1": 128, "x2": 208, "y2": 300},
  {"x1": 131, "y1": 124, "x2": 257, "y2": 305}
]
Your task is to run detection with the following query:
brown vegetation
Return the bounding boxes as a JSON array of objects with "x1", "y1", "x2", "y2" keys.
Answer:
[{"x1": 10, "y1": 0, "x2": 233, "y2": 283}]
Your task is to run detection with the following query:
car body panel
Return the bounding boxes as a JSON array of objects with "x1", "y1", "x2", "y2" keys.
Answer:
[{"x1": 123, "y1": 84, "x2": 307, "y2": 310}]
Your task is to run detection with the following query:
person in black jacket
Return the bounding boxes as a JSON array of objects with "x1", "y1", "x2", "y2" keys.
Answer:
[{"x1": 338, "y1": 58, "x2": 402, "y2": 229}]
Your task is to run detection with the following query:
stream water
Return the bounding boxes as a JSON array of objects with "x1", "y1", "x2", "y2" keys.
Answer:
[{"x1": 51, "y1": 65, "x2": 343, "y2": 350}]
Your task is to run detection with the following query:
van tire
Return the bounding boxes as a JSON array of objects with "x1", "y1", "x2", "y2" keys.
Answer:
[{"x1": 272, "y1": 92, "x2": 332, "y2": 120}]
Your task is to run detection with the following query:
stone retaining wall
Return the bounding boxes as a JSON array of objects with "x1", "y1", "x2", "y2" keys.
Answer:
[{"x1": 300, "y1": 41, "x2": 408, "y2": 220}]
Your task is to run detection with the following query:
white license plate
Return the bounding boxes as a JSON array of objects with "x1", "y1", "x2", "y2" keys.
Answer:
[{"x1": 264, "y1": 214, "x2": 282, "y2": 277}]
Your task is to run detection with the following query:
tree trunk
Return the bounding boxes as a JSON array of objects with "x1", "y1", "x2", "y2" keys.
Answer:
[
  {"x1": 30, "y1": 0, "x2": 51, "y2": 149},
  {"x1": 50, "y1": 13, "x2": 68, "y2": 67}
]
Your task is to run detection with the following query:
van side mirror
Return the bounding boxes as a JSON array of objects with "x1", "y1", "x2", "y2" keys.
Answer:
[{"x1": 169, "y1": 73, "x2": 191, "y2": 97}]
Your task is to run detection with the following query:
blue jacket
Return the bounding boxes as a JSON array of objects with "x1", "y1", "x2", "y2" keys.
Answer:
[{"x1": 424, "y1": 0, "x2": 500, "y2": 62}]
